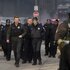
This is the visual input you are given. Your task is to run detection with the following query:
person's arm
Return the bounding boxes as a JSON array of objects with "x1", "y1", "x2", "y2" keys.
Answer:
[
  {"x1": 6, "y1": 27, "x2": 11, "y2": 43},
  {"x1": 55, "y1": 23, "x2": 67, "y2": 41},
  {"x1": 40, "y1": 24, "x2": 45, "y2": 40},
  {"x1": 21, "y1": 28, "x2": 27, "y2": 37},
  {"x1": 19, "y1": 25, "x2": 27, "y2": 38}
]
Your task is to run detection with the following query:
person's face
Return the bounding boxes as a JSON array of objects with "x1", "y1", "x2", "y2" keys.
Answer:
[
  {"x1": 47, "y1": 19, "x2": 51, "y2": 24},
  {"x1": 55, "y1": 21, "x2": 59, "y2": 24},
  {"x1": 6, "y1": 20, "x2": 10, "y2": 25},
  {"x1": 27, "y1": 19, "x2": 32, "y2": 25},
  {"x1": 14, "y1": 18, "x2": 19, "y2": 24},
  {"x1": 6, "y1": 23, "x2": 10, "y2": 25},
  {"x1": 33, "y1": 20, "x2": 38, "y2": 25}
]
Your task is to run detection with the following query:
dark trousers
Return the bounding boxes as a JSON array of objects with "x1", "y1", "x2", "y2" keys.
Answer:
[
  {"x1": 2, "y1": 42, "x2": 7, "y2": 57},
  {"x1": 23, "y1": 38, "x2": 33, "y2": 62},
  {"x1": 45, "y1": 39, "x2": 50, "y2": 55},
  {"x1": 5, "y1": 43, "x2": 12, "y2": 60},
  {"x1": 59, "y1": 43, "x2": 70, "y2": 70},
  {"x1": 49, "y1": 41, "x2": 56, "y2": 56},
  {"x1": 32, "y1": 38, "x2": 42, "y2": 63},
  {"x1": 45, "y1": 39, "x2": 57, "y2": 56},
  {"x1": 12, "y1": 37, "x2": 22, "y2": 64},
  {"x1": 20, "y1": 45, "x2": 24, "y2": 59},
  {"x1": 54, "y1": 42, "x2": 58, "y2": 55}
]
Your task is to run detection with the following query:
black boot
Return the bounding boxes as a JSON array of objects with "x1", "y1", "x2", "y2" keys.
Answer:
[
  {"x1": 14, "y1": 62, "x2": 19, "y2": 67},
  {"x1": 44, "y1": 53, "x2": 48, "y2": 56},
  {"x1": 52, "y1": 55, "x2": 56, "y2": 58},
  {"x1": 32, "y1": 60, "x2": 37, "y2": 65},
  {"x1": 32, "y1": 62, "x2": 37, "y2": 65},
  {"x1": 28, "y1": 60, "x2": 32, "y2": 63},
  {"x1": 38, "y1": 61, "x2": 42, "y2": 65},
  {"x1": 48, "y1": 54, "x2": 52, "y2": 57},
  {"x1": 15, "y1": 64, "x2": 19, "y2": 67},
  {"x1": 6, "y1": 58, "x2": 10, "y2": 61},
  {"x1": 22, "y1": 60, "x2": 27, "y2": 64},
  {"x1": 38, "y1": 59, "x2": 42, "y2": 65}
]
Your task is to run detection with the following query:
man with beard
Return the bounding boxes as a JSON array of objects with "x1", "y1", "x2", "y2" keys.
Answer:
[{"x1": 22, "y1": 18, "x2": 33, "y2": 64}]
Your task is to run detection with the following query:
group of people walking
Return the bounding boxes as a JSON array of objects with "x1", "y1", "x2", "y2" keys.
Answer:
[{"x1": 0, "y1": 14, "x2": 70, "y2": 69}]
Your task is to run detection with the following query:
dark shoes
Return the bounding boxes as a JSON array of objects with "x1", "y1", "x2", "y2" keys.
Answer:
[
  {"x1": 32, "y1": 61, "x2": 42, "y2": 65},
  {"x1": 6, "y1": 57, "x2": 11, "y2": 61},
  {"x1": 32, "y1": 62, "x2": 37, "y2": 65},
  {"x1": 15, "y1": 64, "x2": 19, "y2": 67},
  {"x1": 38, "y1": 61, "x2": 42, "y2": 65},
  {"x1": 14, "y1": 62, "x2": 19, "y2": 67},
  {"x1": 48, "y1": 55, "x2": 56, "y2": 58},
  {"x1": 28, "y1": 61, "x2": 32, "y2": 63},
  {"x1": 22, "y1": 60, "x2": 32, "y2": 64},
  {"x1": 22, "y1": 61, "x2": 27, "y2": 64},
  {"x1": 44, "y1": 53, "x2": 48, "y2": 56},
  {"x1": 52, "y1": 55, "x2": 56, "y2": 58},
  {"x1": 6, "y1": 59, "x2": 10, "y2": 61},
  {"x1": 48, "y1": 55, "x2": 51, "y2": 57}
]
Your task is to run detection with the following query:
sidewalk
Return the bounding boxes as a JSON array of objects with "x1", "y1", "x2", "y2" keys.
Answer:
[{"x1": 0, "y1": 44, "x2": 59, "y2": 70}]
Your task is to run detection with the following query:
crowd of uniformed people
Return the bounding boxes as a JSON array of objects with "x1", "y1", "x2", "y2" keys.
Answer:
[{"x1": 0, "y1": 15, "x2": 70, "y2": 69}]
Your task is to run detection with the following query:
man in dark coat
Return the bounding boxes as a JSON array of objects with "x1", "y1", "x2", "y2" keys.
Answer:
[
  {"x1": 22, "y1": 18, "x2": 33, "y2": 64},
  {"x1": 3, "y1": 19, "x2": 12, "y2": 61},
  {"x1": 11, "y1": 16, "x2": 26, "y2": 67},
  {"x1": 43, "y1": 19, "x2": 56, "y2": 57},
  {"x1": 0, "y1": 21, "x2": 6, "y2": 57},
  {"x1": 31, "y1": 17, "x2": 44, "y2": 65},
  {"x1": 55, "y1": 13, "x2": 70, "y2": 70}
]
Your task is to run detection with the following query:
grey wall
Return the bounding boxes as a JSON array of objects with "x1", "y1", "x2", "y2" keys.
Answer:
[
  {"x1": 0, "y1": 0, "x2": 68, "y2": 17},
  {"x1": 0, "y1": 0, "x2": 34, "y2": 17},
  {"x1": 0, "y1": 0, "x2": 57, "y2": 17}
]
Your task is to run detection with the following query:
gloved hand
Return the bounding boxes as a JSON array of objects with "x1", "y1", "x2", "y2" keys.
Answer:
[
  {"x1": 6, "y1": 39, "x2": 10, "y2": 43},
  {"x1": 63, "y1": 40, "x2": 70, "y2": 44},
  {"x1": 19, "y1": 35, "x2": 22, "y2": 38},
  {"x1": 57, "y1": 39, "x2": 63, "y2": 45}
]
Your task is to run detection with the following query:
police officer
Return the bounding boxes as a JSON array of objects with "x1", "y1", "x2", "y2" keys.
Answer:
[
  {"x1": 52, "y1": 19, "x2": 59, "y2": 57},
  {"x1": 11, "y1": 16, "x2": 26, "y2": 67},
  {"x1": 20, "y1": 18, "x2": 27, "y2": 60},
  {"x1": 44, "y1": 19, "x2": 56, "y2": 57},
  {"x1": 31, "y1": 17, "x2": 43, "y2": 65},
  {"x1": 0, "y1": 20, "x2": 6, "y2": 57},
  {"x1": 55, "y1": 13, "x2": 70, "y2": 70},
  {"x1": 43, "y1": 19, "x2": 51, "y2": 56},
  {"x1": 22, "y1": 18, "x2": 33, "y2": 63},
  {"x1": 3, "y1": 19, "x2": 11, "y2": 61}
]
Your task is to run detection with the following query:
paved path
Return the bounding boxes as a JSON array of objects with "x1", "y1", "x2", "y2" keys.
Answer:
[{"x1": 0, "y1": 44, "x2": 59, "y2": 70}]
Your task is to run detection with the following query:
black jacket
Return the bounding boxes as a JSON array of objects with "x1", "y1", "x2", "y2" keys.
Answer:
[
  {"x1": 30, "y1": 23, "x2": 44, "y2": 39},
  {"x1": 11, "y1": 23, "x2": 26, "y2": 38},
  {"x1": 0, "y1": 24, "x2": 4, "y2": 44},
  {"x1": 3, "y1": 25, "x2": 11, "y2": 42},
  {"x1": 43, "y1": 23, "x2": 56, "y2": 41},
  {"x1": 23, "y1": 23, "x2": 32, "y2": 39}
]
